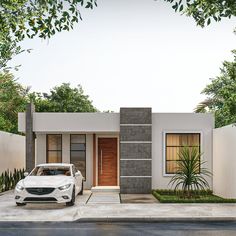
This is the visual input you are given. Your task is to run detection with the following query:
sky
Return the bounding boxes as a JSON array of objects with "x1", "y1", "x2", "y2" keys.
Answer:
[{"x1": 10, "y1": 0, "x2": 236, "y2": 112}]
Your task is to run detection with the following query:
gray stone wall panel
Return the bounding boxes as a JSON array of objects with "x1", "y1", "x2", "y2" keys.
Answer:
[
  {"x1": 120, "y1": 108, "x2": 152, "y2": 124},
  {"x1": 120, "y1": 177, "x2": 151, "y2": 194},
  {"x1": 120, "y1": 126, "x2": 152, "y2": 141},
  {"x1": 120, "y1": 160, "x2": 151, "y2": 176},
  {"x1": 120, "y1": 143, "x2": 152, "y2": 159}
]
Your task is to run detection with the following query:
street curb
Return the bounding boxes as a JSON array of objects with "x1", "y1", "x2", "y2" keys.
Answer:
[{"x1": 75, "y1": 217, "x2": 236, "y2": 223}]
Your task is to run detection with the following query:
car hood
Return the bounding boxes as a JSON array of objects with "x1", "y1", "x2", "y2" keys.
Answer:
[{"x1": 22, "y1": 176, "x2": 73, "y2": 188}]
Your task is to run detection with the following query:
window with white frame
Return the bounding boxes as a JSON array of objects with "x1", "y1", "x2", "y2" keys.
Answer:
[{"x1": 165, "y1": 133, "x2": 201, "y2": 174}]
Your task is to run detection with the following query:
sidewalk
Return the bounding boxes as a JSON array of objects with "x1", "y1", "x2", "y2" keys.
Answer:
[{"x1": 1, "y1": 191, "x2": 236, "y2": 222}]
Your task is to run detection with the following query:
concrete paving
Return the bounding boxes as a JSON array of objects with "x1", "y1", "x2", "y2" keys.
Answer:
[
  {"x1": 1, "y1": 191, "x2": 236, "y2": 222},
  {"x1": 87, "y1": 193, "x2": 120, "y2": 204}
]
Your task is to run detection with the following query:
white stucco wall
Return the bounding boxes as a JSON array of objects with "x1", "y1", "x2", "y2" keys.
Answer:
[
  {"x1": 18, "y1": 113, "x2": 120, "y2": 133},
  {"x1": 213, "y1": 124, "x2": 236, "y2": 198},
  {"x1": 0, "y1": 131, "x2": 25, "y2": 173},
  {"x1": 152, "y1": 113, "x2": 214, "y2": 189},
  {"x1": 35, "y1": 133, "x2": 93, "y2": 189}
]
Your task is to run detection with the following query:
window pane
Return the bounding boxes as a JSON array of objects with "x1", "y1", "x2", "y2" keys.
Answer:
[
  {"x1": 71, "y1": 151, "x2": 85, "y2": 160},
  {"x1": 47, "y1": 151, "x2": 62, "y2": 163},
  {"x1": 71, "y1": 135, "x2": 85, "y2": 144},
  {"x1": 189, "y1": 134, "x2": 200, "y2": 146},
  {"x1": 166, "y1": 147, "x2": 180, "y2": 161},
  {"x1": 48, "y1": 135, "x2": 61, "y2": 150},
  {"x1": 166, "y1": 134, "x2": 180, "y2": 146},
  {"x1": 71, "y1": 143, "x2": 86, "y2": 151},
  {"x1": 166, "y1": 161, "x2": 178, "y2": 174}
]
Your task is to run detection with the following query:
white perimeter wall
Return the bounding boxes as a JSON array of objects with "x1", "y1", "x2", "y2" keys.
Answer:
[
  {"x1": 152, "y1": 113, "x2": 214, "y2": 189},
  {"x1": 0, "y1": 131, "x2": 25, "y2": 173},
  {"x1": 213, "y1": 125, "x2": 236, "y2": 198}
]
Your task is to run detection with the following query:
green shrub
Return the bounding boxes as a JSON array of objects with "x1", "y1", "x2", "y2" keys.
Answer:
[
  {"x1": 152, "y1": 189, "x2": 236, "y2": 203},
  {"x1": 0, "y1": 168, "x2": 25, "y2": 192}
]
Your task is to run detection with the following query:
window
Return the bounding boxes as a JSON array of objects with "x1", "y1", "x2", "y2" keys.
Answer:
[
  {"x1": 165, "y1": 133, "x2": 200, "y2": 174},
  {"x1": 47, "y1": 134, "x2": 62, "y2": 163},
  {"x1": 70, "y1": 134, "x2": 86, "y2": 179}
]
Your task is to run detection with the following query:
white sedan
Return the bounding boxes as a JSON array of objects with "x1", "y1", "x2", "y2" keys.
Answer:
[{"x1": 14, "y1": 163, "x2": 84, "y2": 206}]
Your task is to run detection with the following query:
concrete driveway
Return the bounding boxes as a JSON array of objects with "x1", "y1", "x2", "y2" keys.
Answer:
[{"x1": 0, "y1": 190, "x2": 91, "y2": 221}]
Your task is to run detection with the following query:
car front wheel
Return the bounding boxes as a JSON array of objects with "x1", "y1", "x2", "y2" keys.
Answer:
[{"x1": 66, "y1": 186, "x2": 75, "y2": 206}]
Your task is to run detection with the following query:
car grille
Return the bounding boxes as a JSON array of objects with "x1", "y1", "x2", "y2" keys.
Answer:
[
  {"x1": 26, "y1": 187, "x2": 55, "y2": 195},
  {"x1": 24, "y1": 197, "x2": 57, "y2": 202}
]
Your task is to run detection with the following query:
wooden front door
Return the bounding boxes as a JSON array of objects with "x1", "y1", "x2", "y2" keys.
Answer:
[{"x1": 98, "y1": 138, "x2": 117, "y2": 186}]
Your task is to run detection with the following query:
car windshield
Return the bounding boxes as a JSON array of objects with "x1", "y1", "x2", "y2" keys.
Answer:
[{"x1": 30, "y1": 166, "x2": 71, "y2": 176}]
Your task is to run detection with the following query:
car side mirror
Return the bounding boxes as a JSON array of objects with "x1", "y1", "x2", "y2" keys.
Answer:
[
  {"x1": 75, "y1": 171, "x2": 81, "y2": 177},
  {"x1": 24, "y1": 172, "x2": 29, "y2": 177}
]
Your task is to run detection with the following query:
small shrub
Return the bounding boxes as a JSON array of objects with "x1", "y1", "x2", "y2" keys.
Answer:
[{"x1": 0, "y1": 168, "x2": 25, "y2": 192}]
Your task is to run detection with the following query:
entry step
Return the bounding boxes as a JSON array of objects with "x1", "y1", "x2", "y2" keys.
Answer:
[{"x1": 91, "y1": 186, "x2": 120, "y2": 193}]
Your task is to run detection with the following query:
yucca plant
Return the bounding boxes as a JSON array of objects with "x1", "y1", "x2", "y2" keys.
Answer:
[{"x1": 169, "y1": 146, "x2": 212, "y2": 198}]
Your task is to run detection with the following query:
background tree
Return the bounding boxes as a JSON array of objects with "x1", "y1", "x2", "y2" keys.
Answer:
[
  {"x1": 0, "y1": 75, "x2": 97, "y2": 134},
  {"x1": 32, "y1": 83, "x2": 97, "y2": 112},
  {"x1": 0, "y1": 0, "x2": 97, "y2": 70},
  {"x1": 0, "y1": 73, "x2": 29, "y2": 133},
  {"x1": 164, "y1": 0, "x2": 236, "y2": 27},
  {"x1": 195, "y1": 50, "x2": 236, "y2": 128}
]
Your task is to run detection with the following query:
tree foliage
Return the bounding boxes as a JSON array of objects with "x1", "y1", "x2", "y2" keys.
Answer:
[
  {"x1": 0, "y1": 73, "x2": 29, "y2": 133},
  {"x1": 195, "y1": 50, "x2": 236, "y2": 128},
  {"x1": 164, "y1": 0, "x2": 236, "y2": 27},
  {"x1": 31, "y1": 83, "x2": 98, "y2": 112},
  {"x1": 0, "y1": 0, "x2": 97, "y2": 70},
  {"x1": 0, "y1": 74, "x2": 97, "y2": 133}
]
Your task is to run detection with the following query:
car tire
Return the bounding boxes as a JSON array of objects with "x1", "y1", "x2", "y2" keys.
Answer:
[
  {"x1": 78, "y1": 181, "x2": 83, "y2": 195},
  {"x1": 66, "y1": 186, "x2": 75, "y2": 206},
  {"x1": 16, "y1": 202, "x2": 26, "y2": 206}
]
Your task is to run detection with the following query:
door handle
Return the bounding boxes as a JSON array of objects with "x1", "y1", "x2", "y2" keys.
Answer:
[{"x1": 101, "y1": 149, "x2": 103, "y2": 174}]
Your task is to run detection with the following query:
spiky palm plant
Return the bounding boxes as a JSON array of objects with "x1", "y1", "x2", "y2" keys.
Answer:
[{"x1": 169, "y1": 146, "x2": 212, "y2": 198}]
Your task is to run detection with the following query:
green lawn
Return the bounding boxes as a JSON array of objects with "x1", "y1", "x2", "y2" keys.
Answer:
[{"x1": 152, "y1": 190, "x2": 236, "y2": 203}]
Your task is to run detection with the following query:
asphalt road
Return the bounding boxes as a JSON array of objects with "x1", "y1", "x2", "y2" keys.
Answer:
[{"x1": 0, "y1": 221, "x2": 236, "y2": 236}]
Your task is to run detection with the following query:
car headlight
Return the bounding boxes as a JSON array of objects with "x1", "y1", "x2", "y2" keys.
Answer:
[
  {"x1": 16, "y1": 184, "x2": 24, "y2": 191},
  {"x1": 58, "y1": 184, "x2": 71, "y2": 191}
]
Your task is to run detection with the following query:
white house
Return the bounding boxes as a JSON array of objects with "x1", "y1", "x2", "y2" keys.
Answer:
[{"x1": 18, "y1": 105, "x2": 214, "y2": 194}]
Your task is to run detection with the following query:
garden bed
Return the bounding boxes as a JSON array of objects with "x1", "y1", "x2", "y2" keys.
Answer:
[{"x1": 152, "y1": 189, "x2": 236, "y2": 203}]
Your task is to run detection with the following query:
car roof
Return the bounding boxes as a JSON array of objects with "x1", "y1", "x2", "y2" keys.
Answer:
[{"x1": 36, "y1": 163, "x2": 73, "y2": 167}]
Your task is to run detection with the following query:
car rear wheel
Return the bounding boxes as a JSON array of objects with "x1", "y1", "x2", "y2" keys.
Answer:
[
  {"x1": 16, "y1": 202, "x2": 26, "y2": 206},
  {"x1": 78, "y1": 181, "x2": 83, "y2": 195},
  {"x1": 66, "y1": 186, "x2": 75, "y2": 206}
]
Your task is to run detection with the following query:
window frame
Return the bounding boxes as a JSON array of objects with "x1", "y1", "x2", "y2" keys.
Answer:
[
  {"x1": 163, "y1": 131, "x2": 202, "y2": 176},
  {"x1": 46, "y1": 134, "x2": 62, "y2": 163},
  {"x1": 70, "y1": 134, "x2": 86, "y2": 180}
]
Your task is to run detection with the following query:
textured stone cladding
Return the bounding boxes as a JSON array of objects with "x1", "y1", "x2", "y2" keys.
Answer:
[
  {"x1": 120, "y1": 108, "x2": 152, "y2": 194},
  {"x1": 120, "y1": 108, "x2": 152, "y2": 124},
  {"x1": 120, "y1": 143, "x2": 151, "y2": 159},
  {"x1": 120, "y1": 126, "x2": 151, "y2": 141}
]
